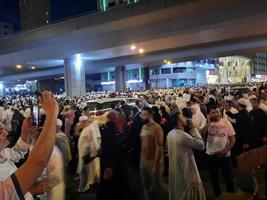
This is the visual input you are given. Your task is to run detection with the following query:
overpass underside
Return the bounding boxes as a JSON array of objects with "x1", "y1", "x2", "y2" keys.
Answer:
[{"x1": 0, "y1": 0, "x2": 267, "y2": 93}]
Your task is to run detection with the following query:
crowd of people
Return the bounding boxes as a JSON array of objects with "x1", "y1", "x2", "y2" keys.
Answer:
[{"x1": 0, "y1": 83, "x2": 267, "y2": 200}]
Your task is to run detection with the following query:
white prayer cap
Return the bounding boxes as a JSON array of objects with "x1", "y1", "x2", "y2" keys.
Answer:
[{"x1": 57, "y1": 119, "x2": 63, "y2": 127}]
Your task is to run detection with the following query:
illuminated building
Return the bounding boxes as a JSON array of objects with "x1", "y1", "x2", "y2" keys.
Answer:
[{"x1": 218, "y1": 56, "x2": 251, "y2": 84}]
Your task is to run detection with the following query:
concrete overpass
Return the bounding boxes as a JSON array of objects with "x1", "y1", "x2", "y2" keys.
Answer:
[{"x1": 1, "y1": 0, "x2": 267, "y2": 94}]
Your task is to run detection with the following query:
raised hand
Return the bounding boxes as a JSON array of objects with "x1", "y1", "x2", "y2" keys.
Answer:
[
  {"x1": 21, "y1": 117, "x2": 33, "y2": 144},
  {"x1": 38, "y1": 91, "x2": 59, "y2": 118}
]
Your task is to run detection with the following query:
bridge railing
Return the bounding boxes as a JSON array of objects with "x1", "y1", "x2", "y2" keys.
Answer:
[{"x1": 10, "y1": 0, "x2": 197, "y2": 34}]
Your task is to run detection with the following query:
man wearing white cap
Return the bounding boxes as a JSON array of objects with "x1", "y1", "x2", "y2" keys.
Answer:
[
  {"x1": 77, "y1": 115, "x2": 101, "y2": 192},
  {"x1": 248, "y1": 95, "x2": 267, "y2": 113},
  {"x1": 225, "y1": 98, "x2": 250, "y2": 154}
]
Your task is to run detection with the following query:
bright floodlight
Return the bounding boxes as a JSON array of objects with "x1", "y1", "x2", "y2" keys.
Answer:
[
  {"x1": 31, "y1": 66, "x2": 36, "y2": 69},
  {"x1": 130, "y1": 45, "x2": 136, "y2": 50},
  {"x1": 139, "y1": 48, "x2": 144, "y2": 54},
  {"x1": 16, "y1": 65, "x2": 22, "y2": 69}
]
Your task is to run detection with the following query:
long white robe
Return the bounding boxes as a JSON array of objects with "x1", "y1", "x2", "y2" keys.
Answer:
[
  {"x1": 47, "y1": 146, "x2": 65, "y2": 200},
  {"x1": 34, "y1": 146, "x2": 65, "y2": 200},
  {"x1": 77, "y1": 122, "x2": 101, "y2": 192},
  {"x1": 167, "y1": 128, "x2": 206, "y2": 200}
]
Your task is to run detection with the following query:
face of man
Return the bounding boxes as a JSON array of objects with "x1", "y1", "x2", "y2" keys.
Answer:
[
  {"x1": 178, "y1": 115, "x2": 187, "y2": 128},
  {"x1": 56, "y1": 126, "x2": 62, "y2": 133},
  {"x1": 0, "y1": 130, "x2": 9, "y2": 150},
  {"x1": 80, "y1": 120, "x2": 89, "y2": 128},
  {"x1": 209, "y1": 108, "x2": 221, "y2": 122},
  {"x1": 140, "y1": 110, "x2": 152, "y2": 124},
  {"x1": 250, "y1": 99, "x2": 260, "y2": 110}
]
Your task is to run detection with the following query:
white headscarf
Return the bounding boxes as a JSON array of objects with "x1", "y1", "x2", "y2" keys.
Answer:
[{"x1": 191, "y1": 104, "x2": 206, "y2": 130}]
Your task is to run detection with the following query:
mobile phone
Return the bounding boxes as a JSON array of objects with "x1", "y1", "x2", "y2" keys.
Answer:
[{"x1": 33, "y1": 105, "x2": 39, "y2": 126}]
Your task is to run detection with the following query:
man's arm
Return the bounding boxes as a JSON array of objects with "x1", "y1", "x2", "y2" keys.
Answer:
[
  {"x1": 15, "y1": 91, "x2": 59, "y2": 194},
  {"x1": 218, "y1": 121, "x2": 236, "y2": 158},
  {"x1": 153, "y1": 126, "x2": 163, "y2": 175},
  {"x1": 222, "y1": 135, "x2": 235, "y2": 154}
]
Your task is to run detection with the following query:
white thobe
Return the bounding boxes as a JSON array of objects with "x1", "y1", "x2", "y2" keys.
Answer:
[
  {"x1": 77, "y1": 122, "x2": 101, "y2": 192},
  {"x1": 47, "y1": 146, "x2": 65, "y2": 200},
  {"x1": 167, "y1": 128, "x2": 206, "y2": 200}
]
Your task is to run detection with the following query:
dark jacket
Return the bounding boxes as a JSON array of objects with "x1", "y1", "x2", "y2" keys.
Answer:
[
  {"x1": 248, "y1": 108, "x2": 267, "y2": 148},
  {"x1": 226, "y1": 109, "x2": 250, "y2": 154}
]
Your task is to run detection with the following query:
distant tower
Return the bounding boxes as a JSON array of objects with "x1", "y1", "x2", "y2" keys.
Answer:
[{"x1": 19, "y1": 0, "x2": 51, "y2": 30}]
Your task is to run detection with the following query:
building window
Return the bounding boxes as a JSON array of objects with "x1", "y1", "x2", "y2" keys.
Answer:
[
  {"x1": 186, "y1": 67, "x2": 195, "y2": 73},
  {"x1": 161, "y1": 68, "x2": 171, "y2": 74},
  {"x1": 151, "y1": 68, "x2": 159, "y2": 75},
  {"x1": 3, "y1": 25, "x2": 8, "y2": 29},
  {"x1": 173, "y1": 67, "x2": 186, "y2": 73}
]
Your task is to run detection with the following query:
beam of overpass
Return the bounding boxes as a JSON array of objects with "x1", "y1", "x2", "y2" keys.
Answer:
[
  {"x1": 1, "y1": 0, "x2": 267, "y2": 69},
  {"x1": 2, "y1": 36, "x2": 267, "y2": 82},
  {"x1": 1, "y1": 0, "x2": 267, "y2": 81}
]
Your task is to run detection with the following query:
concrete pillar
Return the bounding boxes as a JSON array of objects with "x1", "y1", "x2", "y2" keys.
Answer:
[
  {"x1": 0, "y1": 83, "x2": 4, "y2": 97},
  {"x1": 31, "y1": 80, "x2": 38, "y2": 92},
  {"x1": 166, "y1": 78, "x2": 171, "y2": 88},
  {"x1": 64, "y1": 58, "x2": 86, "y2": 97},
  {"x1": 196, "y1": 68, "x2": 207, "y2": 85},
  {"x1": 115, "y1": 66, "x2": 126, "y2": 91},
  {"x1": 144, "y1": 67, "x2": 150, "y2": 90}
]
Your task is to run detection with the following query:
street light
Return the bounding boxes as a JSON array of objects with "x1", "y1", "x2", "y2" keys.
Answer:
[{"x1": 16, "y1": 65, "x2": 22, "y2": 69}]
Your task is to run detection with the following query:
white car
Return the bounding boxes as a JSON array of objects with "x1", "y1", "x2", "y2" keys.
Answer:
[
  {"x1": 86, "y1": 97, "x2": 138, "y2": 115},
  {"x1": 86, "y1": 97, "x2": 139, "y2": 125}
]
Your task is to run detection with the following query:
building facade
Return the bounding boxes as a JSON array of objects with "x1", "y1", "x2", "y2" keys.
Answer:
[
  {"x1": 249, "y1": 53, "x2": 267, "y2": 76},
  {"x1": 100, "y1": 66, "x2": 145, "y2": 91},
  {"x1": 0, "y1": 21, "x2": 13, "y2": 38},
  {"x1": 149, "y1": 60, "x2": 216, "y2": 89},
  {"x1": 218, "y1": 56, "x2": 251, "y2": 84},
  {"x1": 19, "y1": 0, "x2": 51, "y2": 30}
]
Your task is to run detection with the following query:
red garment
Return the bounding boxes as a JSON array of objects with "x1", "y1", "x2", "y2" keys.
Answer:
[{"x1": 107, "y1": 112, "x2": 123, "y2": 134}]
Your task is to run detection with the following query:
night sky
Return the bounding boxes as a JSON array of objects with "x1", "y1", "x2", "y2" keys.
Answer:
[{"x1": 0, "y1": 0, "x2": 98, "y2": 31}]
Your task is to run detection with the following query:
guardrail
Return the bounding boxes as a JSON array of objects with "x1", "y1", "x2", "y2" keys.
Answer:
[{"x1": 0, "y1": 0, "x2": 197, "y2": 40}]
